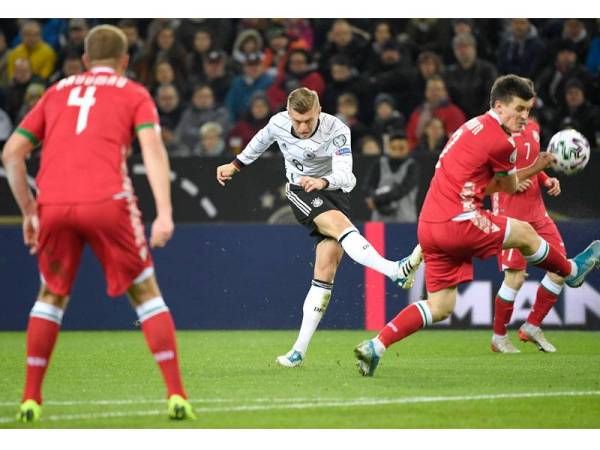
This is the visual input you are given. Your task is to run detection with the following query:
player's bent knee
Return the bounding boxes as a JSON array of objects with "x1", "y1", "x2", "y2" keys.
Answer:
[
  {"x1": 504, "y1": 270, "x2": 526, "y2": 290},
  {"x1": 128, "y1": 274, "x2": 162, "y2": 306},
  {"x1": 38, "y1": 284, "x2": 69, "y2": 309}
]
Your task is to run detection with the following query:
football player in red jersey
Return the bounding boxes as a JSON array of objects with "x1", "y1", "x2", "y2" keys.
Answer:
[
  {"x1": 354, "y1": 75, "x2": 600, "y2": 376},
  {"x1": 2, "y1": 25, "x2": 195, "y2": 421},
  {"x1": 490, "y1": 117, "x2": 565, "y2": 353}
]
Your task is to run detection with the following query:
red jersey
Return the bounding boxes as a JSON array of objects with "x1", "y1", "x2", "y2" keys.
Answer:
[
  {"x1": 492, "y1": 120, "x2": 548, "y2": 222},
  {"x1": 17, "y1": 67, "x2": 159, "y2": 204},
  {"x1": 420, "y1": 111, "x2": 517, "y2": 222}
]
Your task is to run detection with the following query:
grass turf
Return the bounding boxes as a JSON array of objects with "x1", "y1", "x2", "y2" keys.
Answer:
[{"x1": 1, "y1": 330, "x2": 599, "y2": 428}]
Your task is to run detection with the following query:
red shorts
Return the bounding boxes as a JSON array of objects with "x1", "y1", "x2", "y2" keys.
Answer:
[
  {"x1": 497, "y1": 215, "x2": 566, "y2": 271},
  {"x1": 37, "y1": 196, "x2": 153, "y2": 297},
  {"x1": 418, "y1": 210, "x2": 508, "y2": 293}
]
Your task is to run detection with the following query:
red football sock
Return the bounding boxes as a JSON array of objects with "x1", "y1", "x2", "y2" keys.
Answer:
[
  {"x1": 526, "y1": 240, "x2": 572, "y2": 278},
  {"x1": 493, "y1": 297, "x2": 514, "y2": 336},
  {"x1": 141, "y1": 311, "x2": 187, "y2": 399},
  {"x1": 378, "y1": 303, "x2": 429, "y2": 348},
  {"x1": 527, "y1": 285, "x2": 559, "y2": 327},
  {"x1": 22, "y1": 317, "x2": 61, "y2": 404}
]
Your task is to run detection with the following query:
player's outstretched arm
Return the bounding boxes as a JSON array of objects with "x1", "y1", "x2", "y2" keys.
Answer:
[
  {"x1": 2, "y1": 132, "x2": 39, "y2": 253},
  {"x1": 138, "y1": 127, "x2": 173, "y2": 248}
]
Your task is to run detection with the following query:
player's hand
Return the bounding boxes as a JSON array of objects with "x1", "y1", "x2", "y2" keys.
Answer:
[
  {"x1": 366, "y1": 197, "x2": 376, "y2": 210},
  {"x1": 516, "y1": 178, "x2": 533, "y2": 192},
  {"x1": 22, "y1": 204, "x2": 39, "y2": 255},
  {"x1": 544, "y1": 177, "x2": 561, "y2": 196},
  {"x1": 216, "y1": 163, "x2": 238, "y2": 186},
  {"x1": 150, "y1": 215, "x2": 174, "y2": 248},
  {"x1": 534, "y1": 152, "x2": 556, "y2": 171},
  {"x1": 298, "y1": 176, "x2": 327, "y2": 192}
]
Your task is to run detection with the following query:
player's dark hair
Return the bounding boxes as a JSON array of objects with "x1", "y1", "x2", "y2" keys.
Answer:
[
  {"x1": 287, "y1": 87, "x2": 320, "y2": 114},
  {"x1": 489, "y1": 75, "x2": 536, "y2": 108},
  {"x1": 85, "y1": 25, "x2": 127, "y2": 63}
]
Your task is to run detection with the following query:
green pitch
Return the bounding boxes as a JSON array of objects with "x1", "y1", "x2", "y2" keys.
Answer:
[{"x1": 1, "y1": 330, "x2": 599, "y2": 428}]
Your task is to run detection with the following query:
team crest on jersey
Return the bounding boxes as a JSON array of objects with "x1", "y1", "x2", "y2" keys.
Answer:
[
  {"x1": 333, "y1": 134, "x2": 347, "y2": 148},
  {"x1": 532, "y1": 130, "x2": 540, "y2": 142},
  {"x1": 311, "y1": 197, "x2": 324, "y2": 207},
  {"x1": 303, "y1": 150, "x2": 316, "y2": 160},
  {"x1": 281, "y1": 143, "x2": 287, "y2": 149}
]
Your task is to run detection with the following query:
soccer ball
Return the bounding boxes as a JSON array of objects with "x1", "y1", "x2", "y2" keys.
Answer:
[{"x1": 547, "y1": 128, "x2": 590, "y2": 175}]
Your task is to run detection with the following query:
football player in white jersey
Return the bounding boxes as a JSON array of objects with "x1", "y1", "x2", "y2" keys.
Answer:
[{"x1": 217, "y1": 88, "x2": 422, "y2": 367}]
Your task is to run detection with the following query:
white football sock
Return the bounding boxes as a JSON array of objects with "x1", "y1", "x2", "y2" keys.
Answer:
[
  {"x1": 292, "y1": 280, "x2": 333, "y2": 354},
  {"x1": 337, "y1": 227, "x2": 398, "y2": 278}
]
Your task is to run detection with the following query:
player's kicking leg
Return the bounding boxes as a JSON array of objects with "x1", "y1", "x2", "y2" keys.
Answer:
[
  {"x1": 277, "y1": 239, "x2": 342, "y2": 367},
  {"x1": 17, "y1": 284, "x2": 69, "y2": 422},
  {"x1": 313, "y1": 210, "x2": 423, "y2": 289},
  {"x1": 491, "y1": 269, "x2": 524, "y2": 353},
  {"x1": 128, "y1": 273, "x2": 196, "y2": 420}
]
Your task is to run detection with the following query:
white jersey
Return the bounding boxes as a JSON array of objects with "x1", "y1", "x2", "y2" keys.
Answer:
[{"x1": 236, "y1": 111, "x2": 356, "y2": 193}]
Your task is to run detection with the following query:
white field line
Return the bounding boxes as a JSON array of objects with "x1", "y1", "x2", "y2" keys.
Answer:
[{"x1": 1, "y1": 390, "x2": 599, "y2": 424}]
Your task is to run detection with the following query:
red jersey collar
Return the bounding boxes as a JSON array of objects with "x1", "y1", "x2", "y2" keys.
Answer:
[{"x1": 90, "y1": 66, "x2": 116, "y2": 74}]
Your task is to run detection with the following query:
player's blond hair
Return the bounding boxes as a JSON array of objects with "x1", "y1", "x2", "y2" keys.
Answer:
[
  {"x1": 84, "y1": 24, "x2": 127, "y2": 63},
  {"x1": 287, "y1": 88, "x2": 320, "y2": 114}
]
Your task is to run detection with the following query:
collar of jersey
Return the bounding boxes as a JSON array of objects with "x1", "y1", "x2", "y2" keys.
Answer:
[
  {"x1": 486, "y1": 109, "x2": 512, "y2": 136},
  {"x1": 90, "y1": 66, "x2": 116, "y2": 74},
  {"x1": 291, "y1": 118, "x2": 320, "y2": 140}
]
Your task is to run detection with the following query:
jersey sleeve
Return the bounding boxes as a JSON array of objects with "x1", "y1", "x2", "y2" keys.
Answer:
[
  {"x1": 488, "y1": 139, "x2": 517, "y2": 177},
  {"x1": 16, "y1": 91, "x2": 49, "y2": 146},
  {"x1": 323, "y1": 125, "x2": 356, "y2": 191},
  {"x1": 133, "y1": 87, "x2": 160, "y2": 134},
  {"x1": 236, "y1": 117, "x2": 276, "y2": 166}
]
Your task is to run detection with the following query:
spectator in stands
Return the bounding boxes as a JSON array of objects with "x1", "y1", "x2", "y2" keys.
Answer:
[
  {"x1": 232, "y1": 29, "x2": 264, "y2": 69},
  {"x1": 406, "y1": 75, "x2": 466, "y2": 149},
  {"x1": 444, "y1": 32, "x2": 498, "y2": 118},
  {"x1": 7, "y1": 20, "x2": 56, "y2": 81},
  {"x1": 547, "y1": 19, "x2": 591, "y2": 64},
  {"x1": 156, "y1": 84, "x2": 184, "y2": 131},
  {"x1": 496, "y1": 18, "x2": 546, "y2": 78},
  {"x1": 358, "y1": 135, "x2": 382, "y2": 155},
  {"x1": 414, "y1": 50, "x2": 444, "y2": 105},
  {"x1": 413, "y1": 116, "x2": 447, "y2": 154},
  {"x1": 200, "y1": 50, "x2": 235, "y2": 105},
  {"x1": 335, "y1": 93, "x2": 368, "y2": 144},
  {"x1": 118, "y1": 19, "x2": 147, "y2": 81},
  {"x1": 0, "y1": 30, "x2": 10, "y2": 88},
  {"x1": 536, "y1": 39, "x2": 595, "y2": 111},
  {"x1": 5, "y1": 58, "x2": 43, "y2": 122},
  {"x1": 228, "y1": 92, "x2": 274, "y2": 153},
  {"x1": 369, "y1": 93, "x2": 406, "y2": 148},
  {"x1": 280, "y1": 19, "x2": 314, "y2": 49},
  {"x1": 197, "y1": 122, "x2": 226, "y2": 157},
  {"x1": 57, "y1": 19, "x2": 88, "y2": 67},
  {"x1": 322, "y1": 54, "x2": 368, "y2": 118},
  {"x1": 186, "y1": 28, "x2": 213, "y2": 83},
  {"x1": 138, "y1": 24, "x2": 187, "y2": 87},
  {"x1": 448, "y1": 19, "x2": 495, "y2": 64},
  {"x1": 263, "y1": 26, "x2": 292, "y2": 77},
  {"x1": 318, "y1": 19, "x2": 369, "y2": 73},
  {"x1": 399, "y1": 19, "x2": 452, "y2": 61},
  {"x1": 48, "y1": 51, "x2": 83, "y2": 84},
  {"x1": 365, "y1": 20, "x2": 395, "y2": 72},
  {"x1": 366, "y1": 40, "x2": 419, "y2": 117},
  {"x1": 16, "y1": 82, "x2": 45, "y2": 122},
  {"x1": 553, "y1": 78, "x2": 600, "y2": 148},
  {"x1": 224, "y1": 52, "x2": 274, "y2": 122},
  {"x1": 363, "y1": 132, "x2": 419, "y2": 223},
  {"x1": 175, "y1": 84, "x2": 230, "y2": 151},
  {"x1": 267, "y1": 48, "x2": 325, "y2": 111},
  {"x1": 586, "y1": 27, "x2": 600, "y2": 76},
  {"x1": 148, "y1": 59, "x2": 187, "y2": 98},
  {"x1": 177, "y1": 19, "x2": 233, "y2": 54}
]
